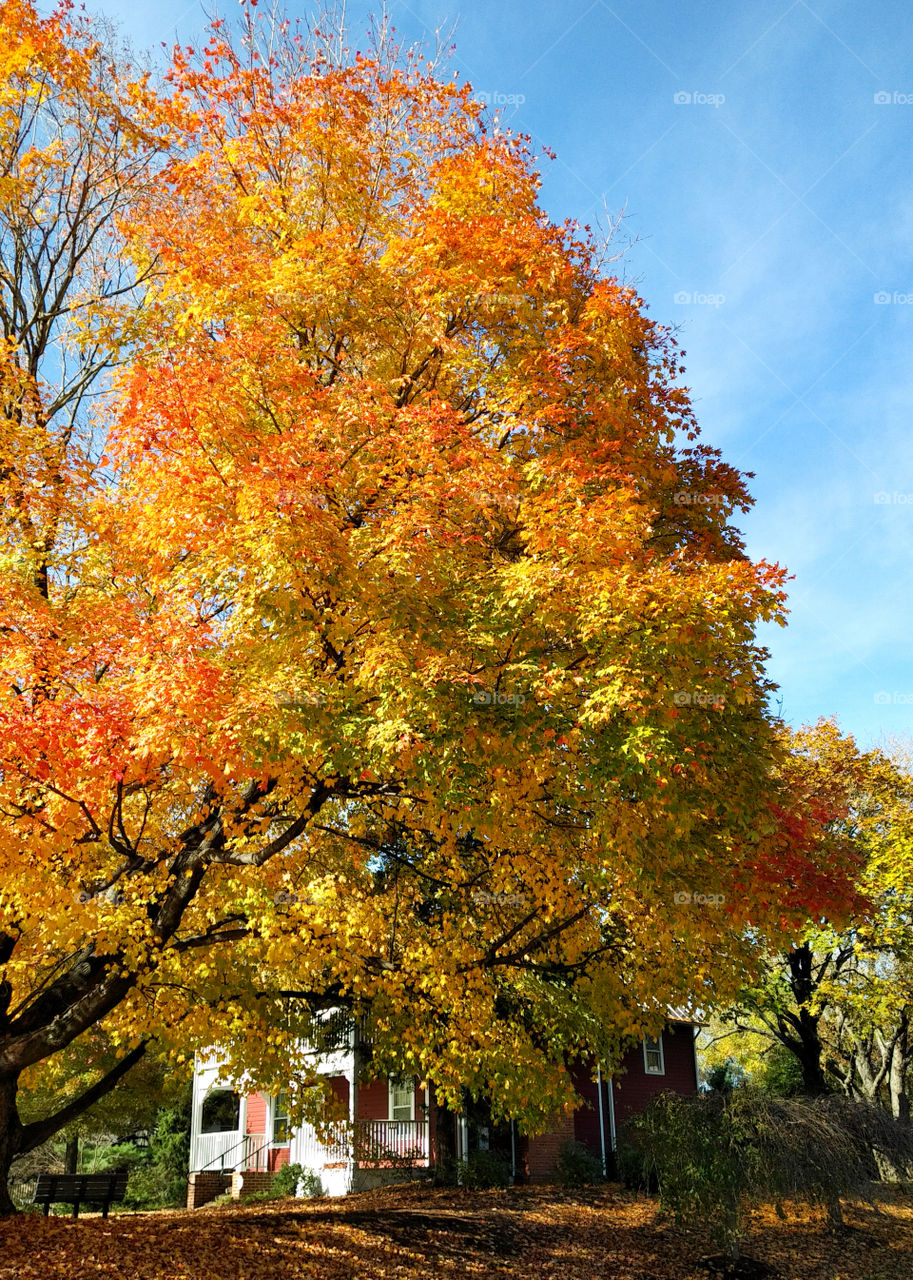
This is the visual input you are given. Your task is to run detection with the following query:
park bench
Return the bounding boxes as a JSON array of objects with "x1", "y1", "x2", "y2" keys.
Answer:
[{"x1": 31, "y1": 1170, "x2": 128, "y2": 1218}]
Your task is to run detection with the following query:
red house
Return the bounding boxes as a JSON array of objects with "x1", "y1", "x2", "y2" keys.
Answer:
[{"x1": 186, "y1": 1017, "x2": 698, "y2": 1206}]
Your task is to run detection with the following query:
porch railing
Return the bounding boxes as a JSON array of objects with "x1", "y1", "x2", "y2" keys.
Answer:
[
  {"x1": 190, "y1": 1131, "x2": 271, "y2": 1174},
  {"x1": 191, "y1": 1118, "x2": 430, "y2": 1176},
  {"x1": 353, "y1": 1119, "x2": 429, "y2": 1166}
]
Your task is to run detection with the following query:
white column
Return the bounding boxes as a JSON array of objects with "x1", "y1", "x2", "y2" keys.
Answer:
[{"x1": 189, "y1": 1053, "x2": 203, "y2": 1172}]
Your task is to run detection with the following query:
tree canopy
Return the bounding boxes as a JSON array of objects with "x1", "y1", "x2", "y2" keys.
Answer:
[{"x1": 0, "y1": 1, "x2": 860, "y2": 1210}]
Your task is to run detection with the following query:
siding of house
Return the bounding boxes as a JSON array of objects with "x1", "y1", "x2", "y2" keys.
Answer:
[
  {"x1": 357, "y1": 1078, "x2": 389, "y2": 1120},
  {"x1": 610, "y1": 1024, "x2": 697, "y2": 1128},
  {"x1": 524, "y1": 1111, "x2": 576, "y2": 1180},
  {"x1": 518, "y1": 1024, "x2": 697, "y2": 1181},
  {"x1": 355, "y1": 1076, "x2": 425, "y2": 1120},
  {"x1": 246, "y1": 1092, "x2": 267, "y2": 1135}
]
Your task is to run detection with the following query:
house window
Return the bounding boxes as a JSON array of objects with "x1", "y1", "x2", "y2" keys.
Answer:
[
  {"x1": 643, "y1": 1034, "x2": 665, "y2": 1075},
  {"x1": 389, "y1": 1079, "x2": 414, "y2": 1123},
  {"x1": 200, "y1": 1089, "x2": 240, "y2": 1133},
  {"x1": 272, "y1": 1090, "x2": 290, "y2": 1143}
]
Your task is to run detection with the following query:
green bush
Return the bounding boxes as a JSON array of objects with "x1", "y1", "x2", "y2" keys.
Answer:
[
  {"x1": 555, "y1": 1139, "x2": 604, "y2": 1188},
  {"x1": 613, "y1": 1129, "x2": 657, "y2": 1192},
  {"x1": 457, "y1": 1149, "x2": 510, "y2": 1189},
  {"x1": 756, "y1": 1044, "x2": 805, "y2": 1097},
  {"x1": 703, "y1": 1058, "x2": 746, "y2": 1093},
  {"x1": 270, "y1": 1162, "x2": 306, "y2": 1198},
  {"x1": 94, "y1": 1141, "x2": 151, "y2": 1173},
  {"x1": 243, "y1": 1162, "x2": 325, "y2": 1202}
]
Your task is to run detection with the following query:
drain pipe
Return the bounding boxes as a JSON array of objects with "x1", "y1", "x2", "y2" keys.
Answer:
[{"x1": 596, "y1": 1064, "x2": 607, "y2": 1177}]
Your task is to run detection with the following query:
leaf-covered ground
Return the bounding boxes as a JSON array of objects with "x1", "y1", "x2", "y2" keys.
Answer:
[{"x1": 1, "y1": 1184, "x2": 911, "y2": 1280}]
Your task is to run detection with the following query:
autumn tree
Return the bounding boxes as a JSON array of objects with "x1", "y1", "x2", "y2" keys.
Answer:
[
  {"x1": 0, "y1": 4, "x2": 856, "y2": 1211},
  {"x1": 710, "y1": 720, "x2": 913, "y2": 1109}
]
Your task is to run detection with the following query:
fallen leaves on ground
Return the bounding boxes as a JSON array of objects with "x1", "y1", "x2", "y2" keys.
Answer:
[{"x1": 1, "y1": 1183, "x2": 911, "y2": 1280}]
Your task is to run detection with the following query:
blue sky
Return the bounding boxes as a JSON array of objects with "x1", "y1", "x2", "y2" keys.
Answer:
[{"x1": 76, "y1": 0, "x2": 913, "y2": 749}]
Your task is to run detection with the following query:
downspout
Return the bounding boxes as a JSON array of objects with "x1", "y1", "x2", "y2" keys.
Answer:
[
  {"x1": 596, "y1": 1064, "x2": 607, "y2": 1177},
  {"x1": 348, "y1": 1024, "x2": 358, "y2": 1191},
  {"x1": 607, "y1": 1076, "x2": 617, "y2": 1151}
]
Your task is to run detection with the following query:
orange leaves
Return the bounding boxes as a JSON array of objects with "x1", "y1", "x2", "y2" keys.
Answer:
[{"x1": 0, "y1": 4, "x2": 823, "y2": 1144}]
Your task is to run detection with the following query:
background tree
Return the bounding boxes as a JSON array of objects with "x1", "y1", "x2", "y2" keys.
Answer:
[
  {"x1": 0, "y1": 4, "x2": 857, "y2": 1210},
  {"x1": 709, "y1": 721, "x2": 913, "y2": 1109},
  {"x1": 14, "y1": 1031, "x2": 183, "y2": 1178}
]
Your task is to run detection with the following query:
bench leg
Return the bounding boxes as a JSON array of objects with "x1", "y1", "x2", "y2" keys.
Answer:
[
  {"x1": 102, "y1": 1203, "x2": 109, "y2": 1219},
  {"x1": 43, "y1": 1205, "x2": 49, "y2": 1217},
  {"x1": 72, "y1": 1202, "x2": 79, "y2": 1219}
]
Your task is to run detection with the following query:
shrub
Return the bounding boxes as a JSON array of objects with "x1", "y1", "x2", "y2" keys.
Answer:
[
  {"x1": 703, "y1": 1058, "x2": 746, "y2": 1094},
  {"x1": 613, "y1": 1129, "x2": 657, "y2": 1192},
  {"x1": 241, "y1": 1162, "x2": 304, "y2": 1202},
  {"x1": 555, "y1": 1139, "x2": 604, "y2": 1188},
  {"x1": 296, "y1": 1168, "x2": 324, "y2": 1198},
  {"x1": 457, "y1": 1149, "x2": 510, "y2": 1189},
  {"x1": 270, "y1": 1162, "x2": 306, "y2": 1198},
  {"x1": 623, "y1": 1089, "x2": 913, "y2": 1262}
]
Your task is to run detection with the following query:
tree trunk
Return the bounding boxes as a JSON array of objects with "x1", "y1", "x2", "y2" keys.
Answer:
[
  {"x1": 0, "y1": 1076, "x2": 23, "y2": 1216},
  {"x1": 787, "y1": 946, "x2": 830, "y2": 1096},
  {"x1": 64, "y1": 1134, "x2": 79, "y2": 1175},
  {"x1": 889, "y1": 1012, "x2": 910, "y2": 1123},
  {"x1": 789, "y1": 1005, "x2": 829, "y2": 1095}
]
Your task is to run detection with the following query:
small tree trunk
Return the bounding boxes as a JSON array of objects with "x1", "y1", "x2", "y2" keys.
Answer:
[
  {"x1": 825, "y1": 1195, "x2": 844, "y2": 1229},
  {"x1": 64, "y1": 1135, "x2": 79, "y2": 1175}
]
